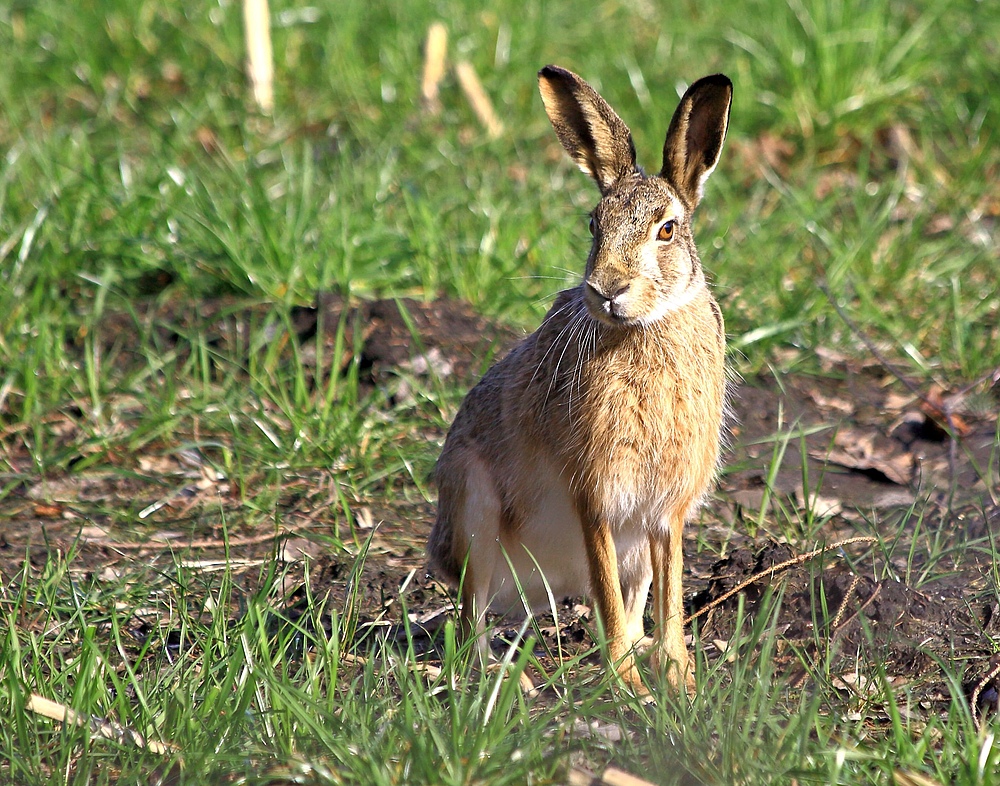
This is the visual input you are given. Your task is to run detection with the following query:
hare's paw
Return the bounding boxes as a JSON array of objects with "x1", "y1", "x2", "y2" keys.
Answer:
[
  {"x1": 483, "y1": 662, "x2": 537, "y2": 694},
  {"x1": 613, "y1": 654, "x2": 650, "y2": 698},
  {"x1": 650, "y1": 645, "x2": 695, "y2": 696}
]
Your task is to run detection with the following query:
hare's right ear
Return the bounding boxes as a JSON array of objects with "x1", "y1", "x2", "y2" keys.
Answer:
[
  {"x1": 660, "y1": 74, "x2": 732, "y2": 208},
  {"x1": 538, "y1": 65, "x2": 637, "y2": 194}
]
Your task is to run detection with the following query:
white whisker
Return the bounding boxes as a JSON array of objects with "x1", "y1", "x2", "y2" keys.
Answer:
[
  {"x1": 527, "y1": 298, "x2": 581, "y2": 392},
  {"x1": 546, "y1": 307, "x2": 587, "y2": 410}
]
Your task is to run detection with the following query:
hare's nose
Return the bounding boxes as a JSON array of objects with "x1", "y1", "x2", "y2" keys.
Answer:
[{"x1": 586, "y1": 280, "x2": 630, "y2": 303}]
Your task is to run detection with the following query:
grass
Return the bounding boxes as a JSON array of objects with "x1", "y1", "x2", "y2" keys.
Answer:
[
  {"x1": 4, "y1": 545, "x2": 997, "y2": 785},
  {"x1": 0, "y1": 0, "x2": 998, "y2": 783}
]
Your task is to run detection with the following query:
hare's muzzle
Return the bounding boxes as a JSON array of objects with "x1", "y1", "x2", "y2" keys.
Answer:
[{"x1": 585, "y1": 278, "x2": 633, "y2": 323}]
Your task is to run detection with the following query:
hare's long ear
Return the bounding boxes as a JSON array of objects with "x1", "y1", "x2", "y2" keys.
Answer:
[
  {"x1": 660, "y1": 74, "x2": 732, "y2": 208},
  {"x1": 538, "y1": 65, "x2": 637, "y2": 194}
]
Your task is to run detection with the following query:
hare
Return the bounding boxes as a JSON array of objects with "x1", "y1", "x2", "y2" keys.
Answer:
[{"x1": 428, "y1": 65, "x2": 732, "y2": 692}]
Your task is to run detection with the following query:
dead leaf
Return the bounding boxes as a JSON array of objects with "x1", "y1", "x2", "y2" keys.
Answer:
[
  {"x1": 195, "y1": 126, "x2": 220, "y2": 154},
  {"x1": 815, "y1": 346, "x2": 851, "y2": 366},
  {"x1": 279, "y1": 537, "x2": 322, "y2": 563},
  {"x1": 919, "y1": 385, "x2": 972, "y2": 438},
  {"x1": 871, "y1": 488, "x2": 917, "y2": 509},
  {"x1": 814, "y1": 169, "x2": 859, "y2": 201},
  {"x1": 831, "y1": 670, "x2": 897, "y2": 696},
  {"x1": 883, "y1": 391, "x2": 917, "y2": 412},
  {"x1": 925, "y1": 214, "x2": 954, "y2": 235},
  {"x1": 355, "y1": 507, "x2": 375, "y2": 530},
  {"x1": 601, "y1": 767, "x2": 656, "y2": 786},
  {"x1": 569, "y1": 720, "x2": 624, "y2": 743},
  {"x1": 795, "y1": 486, "x2": 843, "y2": 518},
  {"x1": 805, "y1": 388, "x2": 854, "y2": 415},
  {"x1": 138, "y1": 455, "x2": 181, "y2": 475},
  {"x1": 731, "y1": 487, "x2": 766, "y2": 510},
  {"x1": 99, "y1": 566, "x2": 125, "y2": 582},
  {"x1": 402, "y1": 347, "x2": 454, "y2": 378},
  {"x1": 733, "y1": 132, "x2": 796, "y2": 178},
  {"x1": 812, "y1": 429, "x2": 915, "y2": 485}
]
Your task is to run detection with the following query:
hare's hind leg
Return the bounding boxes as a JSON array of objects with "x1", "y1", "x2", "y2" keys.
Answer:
[
  {"x1": 458, "y1": 569, "x2": 493, "y2": 666},
  {"x1": 453, "y1": 455, "x2": 503, "y2": 666},
  {"x1": 649, "y1": 514, "x2": 694, "y2": 693}
]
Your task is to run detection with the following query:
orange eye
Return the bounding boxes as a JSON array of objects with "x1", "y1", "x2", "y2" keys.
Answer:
[
  {"x1": 588, "y1": 217, "x2": 596, "y2": 236},
  {"x1": 657, "y1": 221, "x2": 675, "y2": 242}
]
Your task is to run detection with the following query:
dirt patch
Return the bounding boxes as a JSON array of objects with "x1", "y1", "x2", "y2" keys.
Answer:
[
  {"x1": 725, "y1": 370, "x2": 998, "y2": 513},
  {"x1": 91, "y1": 292, "x2": 520, "y2": 395},
  {"x1": 3, "y1": 294, "x2": 999, "y2": 719},
  {"x1": 689, "y1": 540, "x2": 988, "y2": 686}
]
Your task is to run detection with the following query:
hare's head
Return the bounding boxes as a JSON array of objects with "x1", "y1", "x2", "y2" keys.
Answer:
[{"x1": 538, "y1": 65, "x2": 732, "y2": 327}]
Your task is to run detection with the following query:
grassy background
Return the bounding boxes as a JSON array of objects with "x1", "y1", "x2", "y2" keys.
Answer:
[
  {"x1": 1, "y1": 0, "x2": 998, "y2": 783},
  {"x1": 1, "y1": 0, "x2": 996, "y2": 482}
]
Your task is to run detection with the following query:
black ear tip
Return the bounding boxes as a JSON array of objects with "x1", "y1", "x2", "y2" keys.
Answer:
[
  {"x1": 539, "y1": 64, "x2": 571, "y2": 81},
  {"x1": 694, "y1": 73, "x2": 733, "y2": 93}
]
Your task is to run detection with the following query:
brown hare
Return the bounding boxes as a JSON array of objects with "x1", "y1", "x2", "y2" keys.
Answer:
[{"x1": 428, "y1": 64, "x2": 732, "y2": 692}]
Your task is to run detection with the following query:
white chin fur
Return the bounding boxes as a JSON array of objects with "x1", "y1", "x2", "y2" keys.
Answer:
[{"x1": 633, "y1": 284, "x2": 703, "y2": 326}]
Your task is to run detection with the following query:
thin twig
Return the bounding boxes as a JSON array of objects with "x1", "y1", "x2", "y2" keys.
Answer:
[
  {"x1": 685, "y1": 536, "x2": 878, "y2": 625},
  {"x1": 818, "y1": 280, "x2": 935, "y2": 406},
  {"x1": 85, "y1": 519, "x2": 323, "y2": 552},
  {"x1": 954, "y1": 365, "x2": 1000, "y2": 399},
  {"x1": 970, "y1": 658, "x2": 1000, "y2": 732}
]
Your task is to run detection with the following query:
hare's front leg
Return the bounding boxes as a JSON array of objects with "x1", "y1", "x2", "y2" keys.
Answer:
[
  {"x1": 649, "y1": 517, "x2": 695, "y2": 693},
  {"x1": 580, "y1": 513, "x2": 644, "y2": 691}
]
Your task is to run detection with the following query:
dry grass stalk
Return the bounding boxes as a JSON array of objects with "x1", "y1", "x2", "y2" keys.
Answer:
[
  {"x1": 893, "y1": 770, "x2": 946, "y2": 786},
  {"x1": 421, "y1": 22, "x2": 448, "y2": 114},
  {"x1": 89, "y1": 521, "x2": 320, "y2": 552},
  {"x1": 567, "y1": 766, "x2": 658, "y2": 786},
  {"x1": 243, "y1": 0, "x2": 274, "y2": 113},
  {"x1": 26, "y1": 693, "x2": 176, "y2": 756},
  {"x1": 455, "y1": 60, "x2": 504, "y2": 139},
  {"x1": 601, "y1": 767, "x2": 658, "y2": 786}
]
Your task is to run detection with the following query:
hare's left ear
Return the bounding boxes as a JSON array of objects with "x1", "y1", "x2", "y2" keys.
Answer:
[
  {"x1": 538, "y1": 65, "x2": 637, "y2": 194},
  {"x1": 660, "y1": 74, "x2": 732, "y2": 208}
]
